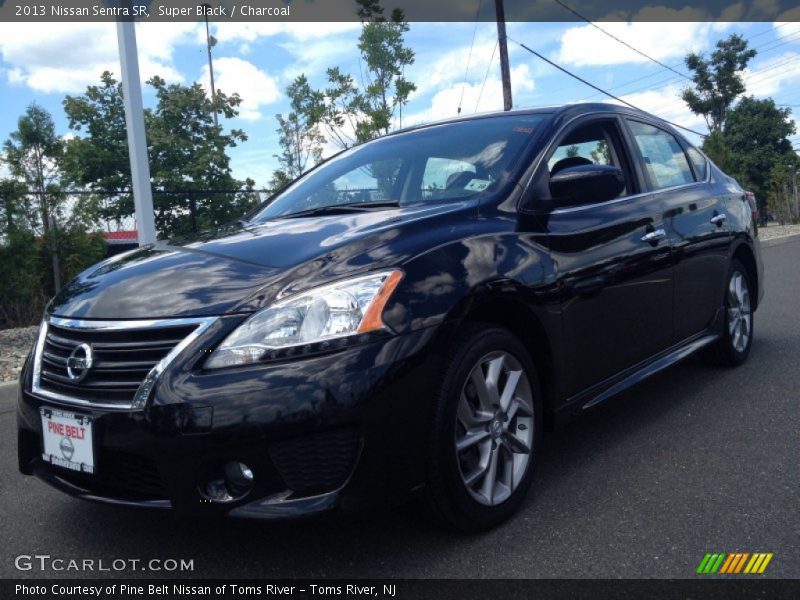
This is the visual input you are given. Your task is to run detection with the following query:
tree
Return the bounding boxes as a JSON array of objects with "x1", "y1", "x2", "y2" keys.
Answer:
[
  {"x1": 62, "y1": 72, "x2": 131, "y2": 225},
  {"x1": 309, "y1": 0, "x2": 416, "y2": 149},
  {"x1": 3, "y1": 104, "x2": 66, "y2": 290},
  {"x1": 0, "y1": 178, "x2": 30, "y2": 234},
  {"x1": 766, "y1": 157, "x2": 796, "y2": 225},
  {"x1": 147, "y1": 76, "x2": 255, "y2": 236},
  {"x1": 723, "y1": 96, "x2": 796, "y2": 216},
  {"x1": 63, "y1": 72, "x2": 259, "y2": 237},
  {"x1": 698, "y1": 130, "x2": 732, "y2": 173},
  {"x1": 270, "y1": 75, "x2": 326, "y2": 189},
  {"x1": 682, "y1": 34, "x2": 757, "y2": 133}
]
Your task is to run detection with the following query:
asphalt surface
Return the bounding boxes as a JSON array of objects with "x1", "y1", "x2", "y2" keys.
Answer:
[{"x1": 2, "y1": 237, "x2": 799, "y2": 580}]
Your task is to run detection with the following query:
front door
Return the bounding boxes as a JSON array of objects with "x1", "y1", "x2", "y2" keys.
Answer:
[{"x1": 534, "y1": 116, "x2": 674, "y2": 399}]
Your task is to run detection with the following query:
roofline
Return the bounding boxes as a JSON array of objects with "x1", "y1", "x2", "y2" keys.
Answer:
[{"x1": 385, "y1": 102, "x2": 652, "y2": 137}]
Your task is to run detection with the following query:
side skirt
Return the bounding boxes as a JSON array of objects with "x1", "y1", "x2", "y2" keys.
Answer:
[
  {"x1": 580, "y1": 332, "x2": 718, "y2": 410},
  {"x1": 549, "y1": 316, "x2": 724, "y2": 429}
]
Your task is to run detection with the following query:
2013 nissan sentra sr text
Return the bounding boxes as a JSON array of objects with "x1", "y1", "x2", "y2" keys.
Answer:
[{"x1": 17, "y1": 104, "x2": 763, "y2": 531}]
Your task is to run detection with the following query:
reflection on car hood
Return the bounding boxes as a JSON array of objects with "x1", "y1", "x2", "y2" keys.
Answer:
[{"x1": 49, "y1": 202, "x2": 474, "y2": 319}]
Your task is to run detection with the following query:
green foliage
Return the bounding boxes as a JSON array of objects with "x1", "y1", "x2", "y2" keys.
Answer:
[
  {"x1": 267, "y1": 169, "x2": 293, "y2": 194},
  {"x1": 306, "y1": 0, "x2": 416, "y2": 149},
  {"x1": 0, "y1": 230, "x2": 45, "y2": 326},
  {"x1": 63, "y1": 71, "x2": 257, "y2": 238},
  {"x1": 2, "y1": 104, "x2": 65, "y2": 234},
  {"x1": 271, "y1": 75, "x2": 326, "y2": 186},
  {"x1": 147, "y1": 75, "x2": 253, "y2": 236},
  {"x1": 682, "y1": 34, "x2": 757, "y2": 132},
  {"x1": 723, "y1": 96, "x2": 796, "y2": 207},
  {"x1": 700, "y1": 130, "x2": 732, "y2": 173},
  {"x1": 0, "y1": 226, "x2": 106, "y2": 328},
  {"x1": 0, "y1": 178, "x2": 32, "y2": 233},
  {"x1": 766, "y1": 156, "x2": 798, "y2": 225}
]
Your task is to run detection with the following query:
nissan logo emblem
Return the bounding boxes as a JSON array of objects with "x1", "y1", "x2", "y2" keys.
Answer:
[
  {"x1": 59, "y1": 436, "x2": 75, "y2": 461},
  {"x1": 66, "y1": 343, "x2": 93, "y2": 382}
]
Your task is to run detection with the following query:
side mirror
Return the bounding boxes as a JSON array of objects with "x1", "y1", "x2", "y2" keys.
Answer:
[{"x1": 549, "y1": 164, "x2": 625, "y2": 206}]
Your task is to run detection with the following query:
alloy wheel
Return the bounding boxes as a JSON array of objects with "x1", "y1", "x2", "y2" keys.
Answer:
[
  {"x1": 727, "y1": 271, "x2": 751, "y2": 353},
  {"x1": 454, "y1": 351, "x2": 534, "y2": 506}
]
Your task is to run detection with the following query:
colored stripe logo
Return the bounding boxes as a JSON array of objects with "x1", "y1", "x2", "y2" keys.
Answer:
[{"x1": 697, "y1": 552, "x2": 773, "y2": 574}]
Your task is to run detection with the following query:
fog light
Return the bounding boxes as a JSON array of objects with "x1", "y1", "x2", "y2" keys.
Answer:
[{"x1": 200, "y1": 461, "x2": 255, "y2": 503}]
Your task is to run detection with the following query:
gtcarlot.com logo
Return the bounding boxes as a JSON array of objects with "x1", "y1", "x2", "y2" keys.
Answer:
[
  {"x1": 14, "y1": 555, "x2": 194, "y2": 572},
  {"x1": 697, "y1": 552, "x2": 774, "y2": 574}
]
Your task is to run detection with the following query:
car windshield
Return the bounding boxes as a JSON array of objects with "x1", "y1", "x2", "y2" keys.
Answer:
[{"x1": 251, "y1": 114, "x2": 546, "y2": 221}]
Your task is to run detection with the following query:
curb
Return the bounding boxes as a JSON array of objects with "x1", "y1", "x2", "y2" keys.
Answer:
[
  {"x1": 760, "y1": 232, "x2": 800, "y2": 249},
  {"x1": 0, "y1": 380, "x2": 18, "y2": 406}
]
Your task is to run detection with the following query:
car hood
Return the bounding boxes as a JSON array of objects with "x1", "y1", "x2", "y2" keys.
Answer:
[{"x1": 49, "y1": 202, "x2": 474, "y2": 319}]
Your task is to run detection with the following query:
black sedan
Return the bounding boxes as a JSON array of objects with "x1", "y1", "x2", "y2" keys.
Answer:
[{"x1": 17, "y1": 103, "x2": 763, "y2": 531}]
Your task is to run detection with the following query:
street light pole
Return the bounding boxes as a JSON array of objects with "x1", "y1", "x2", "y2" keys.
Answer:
[
  {"x1": 203, "y1": 4, "x2": 219, "y2": 128},
  {"x1": 116, "y1": 15, "x2": 157, "y2": 246}
]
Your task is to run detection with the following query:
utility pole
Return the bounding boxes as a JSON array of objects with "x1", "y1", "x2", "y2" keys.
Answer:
[
  {"x1": 116, "y1": 11, "x2": 157, "y2": 246},
  {"x1": 202, "y1": 4, "x2": 219, "y2": 128},
  {"x1": 494, "y1": 0, "x2": 512, "y2": 111}
]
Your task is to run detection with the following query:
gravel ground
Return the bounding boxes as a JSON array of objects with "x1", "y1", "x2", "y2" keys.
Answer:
[
  {"x1": 759, "y1": 222, "x2": 800, "y2": 241},
  {"x1": 0, "y1": 325, "x2": 37, "y2": 382}
]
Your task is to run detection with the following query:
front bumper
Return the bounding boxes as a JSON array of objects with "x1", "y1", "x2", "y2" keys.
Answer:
[{"x1": 17, "y1": 325, "x2": 441, "y2": 519}]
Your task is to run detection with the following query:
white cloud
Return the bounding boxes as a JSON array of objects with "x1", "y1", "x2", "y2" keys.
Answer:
[
  {"x1": 0, "y1": 22, "x2": 199, "y2": 93},
  {"x1": 405, "y1": 63, "x2": 536, "y2": 126},
  {"x1": 775, "y1": 8, "x2": 800, "y2": 37},
  {"x1": 210, "y1": 22, "x2": 360, "y2": 45},
  {"x1": 618, "y1": 85, "x2": 706, "y2": 132},
  {"x1": 556, "y1": 22, "x2": 717, "y2": 68},
  {"x1": 742, "y1": 52, "x2": 800, "y2": 97},
  {"x1": 199, "y1": 57, "x2": 281, "y2": 121}
]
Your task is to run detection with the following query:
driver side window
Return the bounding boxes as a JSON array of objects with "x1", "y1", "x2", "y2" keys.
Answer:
[{"x1": 547, "y1": 121, "x2": 630, "y2": 198}]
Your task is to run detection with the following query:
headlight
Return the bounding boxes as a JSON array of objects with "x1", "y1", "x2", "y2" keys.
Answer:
[{"x1": 205, "y1": 270, "x2": 403, "y2": 369}]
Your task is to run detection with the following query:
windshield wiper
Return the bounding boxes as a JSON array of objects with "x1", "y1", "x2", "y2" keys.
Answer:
[{"x1": 275, "y1": 201, "x2": 401, "y2": 219}]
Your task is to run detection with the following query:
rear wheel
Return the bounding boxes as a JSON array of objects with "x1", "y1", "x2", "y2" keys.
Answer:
[
  {"x1": 705, "y1": 260, "x2": 753, "y2": 366},
  {"x1": 426, "y1": 325, "x2": 542, "y2": 532}
]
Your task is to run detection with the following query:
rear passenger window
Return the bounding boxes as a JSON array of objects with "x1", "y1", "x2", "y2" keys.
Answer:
[
  {"x1": 685, "y1": 146, "x2": 708, "y2": 181},
  {"x1": 627, "y1": 121, "x2": 695, "y2": 189}
]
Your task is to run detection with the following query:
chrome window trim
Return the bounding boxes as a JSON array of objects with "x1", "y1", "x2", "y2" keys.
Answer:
[
  {"x1": 31, "y1": 316, "x2": 217, "y2": 411},
  {"x1": 521, "y1": 109, "x2": 712, "y2": 216}
]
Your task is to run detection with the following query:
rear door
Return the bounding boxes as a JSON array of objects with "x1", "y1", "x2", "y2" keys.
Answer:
[
  {"x1": 537, "y1": 116, "x2": 674, "y2": 398},
  {"x1": 623, "y1": 119, "x2": 730, "y2": 341}
]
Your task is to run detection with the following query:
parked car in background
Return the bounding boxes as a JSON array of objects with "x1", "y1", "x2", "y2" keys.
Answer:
[{"x1": 18, "y1": 103, "x2": 763, "y2": 531}]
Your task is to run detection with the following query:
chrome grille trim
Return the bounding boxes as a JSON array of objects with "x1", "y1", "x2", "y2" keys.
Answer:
[{"x1": 31, "y1": 316, "x2": 217, "y2": 411}]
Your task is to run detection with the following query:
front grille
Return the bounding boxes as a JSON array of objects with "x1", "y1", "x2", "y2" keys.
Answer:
[
  {"x1": 36, "y1": 320, "x2": 199, "y2": 407},
  {"x1": 270, "y1": 427, "x2": 360, "y2": 494}
]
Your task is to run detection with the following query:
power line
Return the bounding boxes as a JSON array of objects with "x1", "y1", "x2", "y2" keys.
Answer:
[
  {"x1": 508, "y1": 36, "x2": 706, "y2": 138},
  {"x1": 553, "y1": 0, "x2": 691, "y2": 81},
  {"x1": 458, "y1": 0, "x2": 484, "y2": 115},
  {"x1": 475, "y1": 40, "x2": 498, "y2": 113},
  {"x1": 576, "y1": 28, "x2": 800, "y2": 102}
]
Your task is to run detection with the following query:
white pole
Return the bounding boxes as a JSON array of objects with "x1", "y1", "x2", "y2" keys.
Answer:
[{"x1": 116, "y1": 19, "x2": 157, "y2": 245}]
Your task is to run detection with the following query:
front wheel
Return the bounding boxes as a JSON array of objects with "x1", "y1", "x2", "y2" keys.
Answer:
[
  {"x1": 705, "y1": 260, "x2": 754, "y2": 366},
  {"x1": 426, "y1": 325, "x2": 542, "y2": 532}
]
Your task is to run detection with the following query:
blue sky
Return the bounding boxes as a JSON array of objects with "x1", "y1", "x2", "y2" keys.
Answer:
[{"x1": 1, "y1": 19, "x2": 799, "y2": 187}]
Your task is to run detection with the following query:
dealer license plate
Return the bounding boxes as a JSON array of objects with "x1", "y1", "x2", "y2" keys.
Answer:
[{"x1": 40, "y1": 407, "x2": 95, "y2": 474}]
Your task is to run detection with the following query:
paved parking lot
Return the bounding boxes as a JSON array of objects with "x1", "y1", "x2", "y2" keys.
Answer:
[{"x1": 2, "y1": 237, "x2": 798, "y2": 579}]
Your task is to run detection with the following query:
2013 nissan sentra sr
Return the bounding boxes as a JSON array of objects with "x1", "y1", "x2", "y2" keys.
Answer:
[{"x1": 17, "y1": 103, "x2": 763, "y2": 531}]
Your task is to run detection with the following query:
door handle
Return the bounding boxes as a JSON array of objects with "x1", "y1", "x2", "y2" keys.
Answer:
[
  {"x1": 710, "y1": 213, "x2": 727, "y2": 226},
  {"x1": 641, "y1": 228, "x2": 666, "y2": 244}
]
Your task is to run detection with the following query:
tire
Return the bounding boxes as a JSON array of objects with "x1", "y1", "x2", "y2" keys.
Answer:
[
  {"x1": 705, "y1": 259, "x2": 754, "y2": 367},
  {"x1": 426, "y1": 324, "x2": 542, "y2": 532}
]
